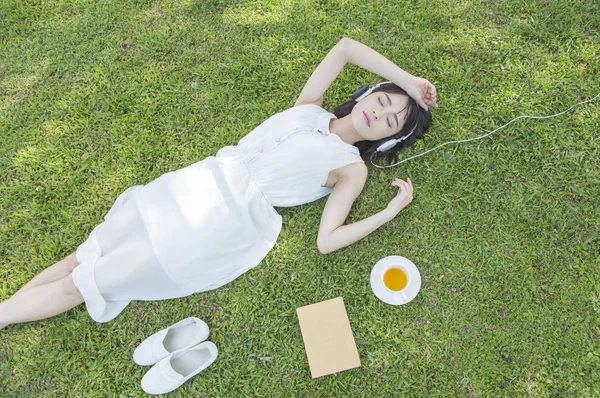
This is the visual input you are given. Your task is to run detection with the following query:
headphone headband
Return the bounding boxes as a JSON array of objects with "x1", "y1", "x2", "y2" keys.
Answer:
[{"x1": 353, "y1": 81, "x2": 392, "y2": 102}]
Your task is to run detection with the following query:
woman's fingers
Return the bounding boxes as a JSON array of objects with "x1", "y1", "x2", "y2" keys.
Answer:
[
  {"x1": 428, "y1": 83, "x2": 437, "y2": 98},
  {"x1": 394, "y1": 180, "x2": 408, "y2": 192},
  {"x1": 393, "y1": 179, "x2": 413, "y2": 189},
  {"x1": 425, "y1": 83, "x2": 438, "y2": 108},
  {"x1": 393, "y1": 179, "x2": 413, "y2": 196}
]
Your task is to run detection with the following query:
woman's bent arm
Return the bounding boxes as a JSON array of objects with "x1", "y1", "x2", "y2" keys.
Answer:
[
  {"x1": 295, "y1": 37, "x2": 414, "y2": 107},
  {"x1": 295, "y1": 37, "x2": 433, "y2": 109},
  {"x1": 318, "y1": 209, "x2": 394, "y2": 254},
  {"x1": 294, "y1": 38, "x2": 349, "y2": 107}
]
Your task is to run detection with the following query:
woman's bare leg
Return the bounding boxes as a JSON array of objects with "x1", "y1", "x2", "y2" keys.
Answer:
[
  {"x1": 0, "y1": 273, "x2": 84, "y2": 329},
  {"x1": 13, "y1": 252, "x2": 79, "y2": 298}
]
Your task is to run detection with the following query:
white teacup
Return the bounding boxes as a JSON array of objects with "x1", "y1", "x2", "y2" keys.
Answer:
[{"x1": 370, "y1": 256, "x2": 421, "y2": 305}]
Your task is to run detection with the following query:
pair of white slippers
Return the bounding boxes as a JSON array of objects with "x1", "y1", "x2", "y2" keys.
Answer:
[{"x1": 133, "y1": 317, "x2": 218, "y2": 395}]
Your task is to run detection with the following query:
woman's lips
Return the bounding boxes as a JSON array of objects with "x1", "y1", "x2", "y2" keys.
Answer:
[{"x1": 363, "y1": 111, "x2": 370, "y2": 127}]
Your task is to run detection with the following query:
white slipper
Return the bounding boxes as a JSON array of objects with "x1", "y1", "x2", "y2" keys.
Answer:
[
  {"x1": 141, "y1": 341, "x2": 218, "y2": 395},
  {"x1": 133, "y1": 317, "x2": 209, "y2": 366}
]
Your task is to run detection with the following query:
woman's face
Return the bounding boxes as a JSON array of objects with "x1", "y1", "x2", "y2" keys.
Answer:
[{"x1": 351, "y1": 91, "x2": 410, "y2": 141}]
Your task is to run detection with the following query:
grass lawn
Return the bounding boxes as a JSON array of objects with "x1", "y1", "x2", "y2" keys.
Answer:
[{"x1": 1, "y1": 0, "x2": 599, "y2": 396}]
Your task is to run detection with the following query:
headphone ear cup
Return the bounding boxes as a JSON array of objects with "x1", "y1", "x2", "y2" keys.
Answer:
[
  {"x1": 352, "y1": 84, "x2": 370, "y2": 101},
  {"x1": 376, "y1": 139, "x2": 398, "y2": 152}
]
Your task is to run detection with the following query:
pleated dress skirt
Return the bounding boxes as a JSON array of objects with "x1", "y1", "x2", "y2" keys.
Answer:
[{"x1": 71, "y1": 146, "x2": 283, "y2": 323}]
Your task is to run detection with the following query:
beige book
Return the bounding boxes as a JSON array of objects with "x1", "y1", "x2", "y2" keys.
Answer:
[{"x1": 296, "y1": 297, "x2": 361, "y2": 378}]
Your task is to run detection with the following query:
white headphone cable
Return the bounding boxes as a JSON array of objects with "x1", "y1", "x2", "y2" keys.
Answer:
[{"x1": 370, "y1": 91, "x2": 600, "y2": 169}]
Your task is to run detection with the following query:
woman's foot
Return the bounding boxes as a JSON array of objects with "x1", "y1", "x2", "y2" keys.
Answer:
[{"x1": 0, "y1": 324, "x2": 8, "y2": 331}]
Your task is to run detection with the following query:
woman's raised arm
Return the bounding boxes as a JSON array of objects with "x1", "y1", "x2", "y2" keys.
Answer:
[
  {"x1": 294, "y1": 37, "x2": 437, "y2": 110},
  {"x1": 294, "y1": 38, "x2": 349, "y2": 107}
]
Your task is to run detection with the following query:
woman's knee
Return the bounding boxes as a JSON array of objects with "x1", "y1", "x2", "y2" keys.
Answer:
[
  {"x1": 61, "y1": 274, "x2": 83, "y2": 300},
  {"x1": 64, "y1": 252, "x2": 79, "y2": 273}
]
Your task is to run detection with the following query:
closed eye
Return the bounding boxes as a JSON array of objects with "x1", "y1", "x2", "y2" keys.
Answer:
[
  {"x1": 380, "y1": 97, "x2": 392, "y2": 127},
  {"x1": 385, "y1": 94, "x2": 399, "y2": 128}
]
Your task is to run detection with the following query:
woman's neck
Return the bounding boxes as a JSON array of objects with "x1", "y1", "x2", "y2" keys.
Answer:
[{"x1": 329, "y1": 115, "x2": 363, "y2": 145}]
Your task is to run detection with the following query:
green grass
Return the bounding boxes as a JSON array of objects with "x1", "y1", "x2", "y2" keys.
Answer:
[{"x1": 1, "y1": 0, "x2": 599, "y2": 396}]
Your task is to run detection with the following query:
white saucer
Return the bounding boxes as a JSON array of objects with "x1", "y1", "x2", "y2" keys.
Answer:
[{"x1": 370, "y1": 256, "x2": 421, "y2": 305}]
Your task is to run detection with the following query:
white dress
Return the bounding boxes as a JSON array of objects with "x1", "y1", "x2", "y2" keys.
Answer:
[{"x1": 71, "y1": 104, "x2": 364, "y2": 322}]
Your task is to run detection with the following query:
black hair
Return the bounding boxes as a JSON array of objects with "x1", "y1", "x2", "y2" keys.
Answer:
[{"x1": 333, "y1": 83, "x2": 432, "y2": 166}]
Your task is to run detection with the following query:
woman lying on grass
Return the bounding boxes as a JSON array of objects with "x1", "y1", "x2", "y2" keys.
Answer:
[{"x1": 1, "y1": 37, "x2": 437, "y2": 330}]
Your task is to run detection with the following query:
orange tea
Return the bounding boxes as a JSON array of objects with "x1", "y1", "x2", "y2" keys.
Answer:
[{"x1": 383, "y1": 267, "x2": 408, "y2": 291}]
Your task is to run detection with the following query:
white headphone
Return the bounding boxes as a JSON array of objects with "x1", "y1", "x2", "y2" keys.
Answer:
[
  {"x1": 353, "y1": 81, "x2": 419, "y2": 153},
  {"x1": 355, "y1": 82, "x2": 600, "y2": 170}
]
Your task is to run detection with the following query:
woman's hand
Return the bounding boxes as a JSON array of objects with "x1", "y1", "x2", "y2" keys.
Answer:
[
  {"x1": 403, "y1": 76, "x2": 438, "y2": 111},
  {"x1": 385, "y1": 178, "x2": 414, "y2": 220}
]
